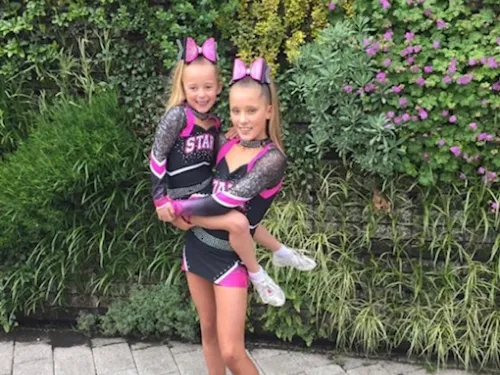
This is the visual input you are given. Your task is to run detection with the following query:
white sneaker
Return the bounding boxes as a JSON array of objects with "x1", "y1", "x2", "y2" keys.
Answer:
[
  {"x1": 251, "y1": 272, "x2": 285, "y2": 307},
  {"x1": 272, "y1": 249, "x2": 317, "y2": 271}
]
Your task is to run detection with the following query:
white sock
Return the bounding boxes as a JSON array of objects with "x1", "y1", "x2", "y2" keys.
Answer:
[
  {"x1": 274, "y1": 244, "x2": 294, "y2": 259},
  {"x1": 248, "y1": 266, "x2": 266, "y2": 283}
]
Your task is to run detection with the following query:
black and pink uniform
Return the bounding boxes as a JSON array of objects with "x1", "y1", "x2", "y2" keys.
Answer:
[
  {"x1": 150, "y1": 105, "x2": 220, "y2": 205},
  {"x1": 172, "y1": 137, "x2": 287, "y2": 287}
]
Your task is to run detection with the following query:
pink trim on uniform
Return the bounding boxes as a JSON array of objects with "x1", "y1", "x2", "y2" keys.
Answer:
[
  {"x1": 181, "y1": 248, "x2": 188, "y2": 271},
  {"x1": 247, "y1": 144, "x2": 271, "y2": 171},
  {"x1": 214, "y1": 192, "x2": 248, "y2": 207},
  {"x1": 154, "y1": 196, "x2": 171, "y2": 208},
  {"x1": 216, "y1": 265, "x2": 248, "y2": 288},
  {"x1": 260, "y1": 179, "x2": 283, "y2": 199},
  {"x1": 180, "y1": 107, "x2": 196, "y2": 137},
  {"x1": 216, "y1": 138, "x2": 239, "y2": 165},
  {"x1": 149, "y1": 154, "x2": 166, "y2": 177}
]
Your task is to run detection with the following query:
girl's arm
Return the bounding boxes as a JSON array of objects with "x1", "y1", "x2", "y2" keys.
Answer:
[
  {"x1": 150, "y1": 106, "x2": 185, "y2": 209},
  {"x1": 170, "y1": 148, "x2": 287, "y2": 217}
]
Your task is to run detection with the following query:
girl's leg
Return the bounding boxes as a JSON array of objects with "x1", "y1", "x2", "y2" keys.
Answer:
[
  {"x1": 186, "y1": 272, "x2": 226, "y2": 375},
  {"x1": 190, "y1": 212, "x2": 285, "y2": 307},
  {"x1": 253, "y1": 225, "x2": 317, "y2": 272},
  {"x1": 214, "y1": 285, "x2": 259, "y2": 375}
]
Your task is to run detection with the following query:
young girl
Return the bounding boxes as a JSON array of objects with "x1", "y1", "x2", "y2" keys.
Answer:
[
  {"x1": 164, "y1": 56, "x2": 291, "y2": 374},
  {"x1": 150, "y1": 37, "x2": 315, "y2": 307}
]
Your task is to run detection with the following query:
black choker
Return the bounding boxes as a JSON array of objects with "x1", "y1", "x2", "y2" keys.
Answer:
[
  {"x1": 187, "y1": 105, "x2": 211, "y2": 121},
  {"x1": 240, "y1": 138, "x2": 271, "y2": 148}
]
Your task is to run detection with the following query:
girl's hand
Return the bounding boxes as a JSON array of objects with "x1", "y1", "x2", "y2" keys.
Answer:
[
  {"x1": 225, "y1": 126, "x2": 238, "y2": 139},
  {"x1": 171, "y1": 217, "x2": 193, "y2": 231},
  {"x1": 156, "y1": 202, "x2": 176, "y2": 222}
]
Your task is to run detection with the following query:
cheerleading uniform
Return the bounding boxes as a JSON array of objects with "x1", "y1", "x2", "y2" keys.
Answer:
[
  {"x1": 171, "y1": 138, "x2": 287, "y2": 287},
  {"x1": 150, "y1": 105, "x2": 220, "y2": 205}
]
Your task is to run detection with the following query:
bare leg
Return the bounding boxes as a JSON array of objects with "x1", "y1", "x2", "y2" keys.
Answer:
[
  {"x1": 190, "y1": 211, "x2": 261, "y2": 272},
  {"x1": 253, "y1": 225, "x2": 281, "y2": 251},
  {"x1": 186, "y1": 272, "x2": 225, "y2": 375},
  {"x1": 214, "y1": 285, "x2": 259, "y2": 375}
]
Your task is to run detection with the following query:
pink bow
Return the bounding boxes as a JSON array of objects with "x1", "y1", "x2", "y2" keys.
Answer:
[
  {"x1": 183, "y1": 37, "x2": 217, "y2": 64},
  {"x1": 231, "y1": 58, "x2": 271, "y2": 84}
]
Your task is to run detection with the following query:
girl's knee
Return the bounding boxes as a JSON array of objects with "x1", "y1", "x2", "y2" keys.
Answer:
[
  {"x1": 219, "y1": 342, "x2": 246, "y2": 367},
  {"x1": 225, "y1": 210, "x2": 249, "y2": 234}
]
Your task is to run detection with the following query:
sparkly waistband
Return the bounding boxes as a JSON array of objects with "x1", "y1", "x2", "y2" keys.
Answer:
[
  {"x1": 167, "y1": 177, "x2": 212, "y2": 199},
  {"x1": 191, "y1": 227, "x2": 233, "y2": 252}
]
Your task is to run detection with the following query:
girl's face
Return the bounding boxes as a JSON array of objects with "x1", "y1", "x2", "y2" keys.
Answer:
[
  {"x1": 182, "y1": 59, "x2": 221, "y2": 114},
  {"x1": 229, "y1": 84, "x2": 271, "y2": 142}
]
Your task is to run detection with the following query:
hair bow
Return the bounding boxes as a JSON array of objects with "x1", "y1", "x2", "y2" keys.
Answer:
[
  {"x1": 231, "y1": 57, "x2": 271, "y2": 85},
  {"x1": 177, "y1": 37, "x2": 218, "y2": 64}
]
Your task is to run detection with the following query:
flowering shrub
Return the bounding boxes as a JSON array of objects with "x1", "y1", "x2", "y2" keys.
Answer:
[{"x1": 344, "y1": 0, "x2": 500, "y2": 186}]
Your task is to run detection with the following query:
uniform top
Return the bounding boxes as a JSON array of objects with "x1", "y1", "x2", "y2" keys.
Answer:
[{"x1": 149, "y1": 105, "x2": 220, "y2": 207}]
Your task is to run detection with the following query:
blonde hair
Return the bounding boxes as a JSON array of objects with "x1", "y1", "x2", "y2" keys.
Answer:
[
  {"x1": 231, "y1": 77, "x2": 284, "y2": 154},
  {"x1": 165, "y1": 58, "x2": 222, "y2": 113}
]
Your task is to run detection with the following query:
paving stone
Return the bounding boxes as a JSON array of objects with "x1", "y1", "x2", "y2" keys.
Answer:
[
  {"x1": 12, "y1": 341, "x2": 52, "y2": 364},
  {"x1": 91, "y1": 337, "x2": 127, "y2": 347},
  {"x1": 255, "y1": 352, "x2": 316, "y2": 375},
  {"x1": 171, "y1": 347, "x2": 209, "y2": 375},
  {"x1": 13, "y1": 359, "x2": 53, "y2": 375},
  {"x1": 168, "y1": 341, "x2": 200, "y2": 355},
  {"x1": 131, "y1": 343, "x2": 178, "y2": 375},
  {"x1": 0, "y1": 341, "x2": 14, "y2": 375},
  {"x1": 93, "y1": 342, "x2": 137, "y2": 375},
  {"x1": 291, "y1": 352, "x2": 334, "y2": 368},
  {"x1": 347, "y1": 364, "x2": 391, "y2": 375},
  {"x1": 305, "y1": 364, "x2": 346, "y2": 375},
  {"x1": 435, "y1": 370, "x2": 473, "y2": 375},
  {"x1": 54, "y1": 345, "x2": 95, "y2": 375},
  {"x1": 250, "y1": 347, "x2": 289, "y2": 360},
  {"x1": 337, "y1": 356, "x2": 380, "y2": 371},
  {"x1": 378, "y1": 360, "x2": 423, "y2": 375}
]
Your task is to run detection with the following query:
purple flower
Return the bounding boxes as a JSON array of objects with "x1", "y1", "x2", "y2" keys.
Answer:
[
  {"x1": 392, "y1": 85, "x2": 403, "y2": 93},
  {"x1": 366, "y1": 48, "x2": 377, "y2": 56},
  {"x1": 384, "y1": 29, "x2": 393, "y2": 40},
  {"x1": 343, "y1": 85, "x2": 353, "y2": 93},
  {"x1": 438, "y1": 139, "x2": 446, "y2": 147},
  {"x1": 469, "y1": 58, "x2": 477, "y2": 66},
  {"x1": 418, "y1": 109, "x2": 428, "y2": 120},
  {"x1": 383, "y1": 58, "x2": 392, "y2": 67},
  {"x1": 492, "y1": 202, "x2": 499, "y2": 212},
  {"x1": 443, "y1": 76, "x2": 452, "y2": 84},
  {"x1": 432, "y1": 40, "x2": 441, "y2": 49},
  {"x1": 487, "y1": 57, "x2": 498, "y2": 69},
  {"x1": 386, "y1": 111, "x2": 395, "y2": 119},
  {"x1": 448, "y1": 65, "x2": 456, "y2": 74},
  {"x1": 424, "y1": 8, "x2": 432, "y2": 17},
  {"x1": 394, "y1": 116, "x2": 402, "y2": 124},
  {"x1": 407, "y1": 57, "x2": 415, "y2": 65},
  {"x1": 450, "y1": 146, "x2": 461, "y2": 157},
  {"x1": 364, "y1": 83, "x2": 376, "y2": 92},
  {"x1": 480, "y1": 57, "x2": 487, "y2": 65},
  {"x1": 487, "y1": 172, "x2": 497, "y2": 182},
  {"x1": 493, "y1": 81, "x2": 500, "y2": 91},
  {"x1": 402, "y1": 113, "x2": 410, "y2": 122},
  {"x1": 328, "y1": 1, "x2": 336, "y2": 10},
  {"x1": 411, "y1": 115, "x2": 418, "y2": 121},
  {"x1": 399, "y1": 97, "x2": 408, "y2": 107},
  {"x1": 449, "y1": 115, "x2": 457, "y2": 123},
  {"x1": 376, "y1": 71, "x2": 388, "y2": 83},
  {"x1": 363, "y1": 39, "x2": 372, "y2": 47},
  {"x1": 477, "y1": 133, "x2": 489, "y2": 142},
  {"x1": 424, "y1": 65, "x2": 433, "y2": 73},
  {"x1": 457, "y1": 74, "x2": 473, "y2": 85},
  {"x1": 416, "y1": 77, "x2": 426, "y2": 86},
  {"x1": 441, "y1": 110, "x2": 449, "y2": 117},
  {"x1": 380, "y1": 0, "x2": 391, "y2": 9},
  {"x1": 405, "y1": 32, "x2": 415, "y2": 41},
  {"x1": 410, "y1": 65, "x2": 420, "y2": 73},
  {"x1": 478, "y1": 167, "x2": 486, "y2": 175},
  {"x1": 413, "y1": 45, "x2": 422, "y2": 53},
  {"x1": 469, "y1": 122, "x2": 477, "y2": 130},
  {"x1": 436, "y1": 19, "x2": 447, "y2": 29},
  {"x1": 486, "y1": 134, "x2": 494, "y2": 142}
]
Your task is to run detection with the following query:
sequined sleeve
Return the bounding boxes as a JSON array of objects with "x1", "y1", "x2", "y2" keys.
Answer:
[
  {"x1": 215, "y1": 132, "x2": 229, "y2": 154},
  {"x1": 171, "y1": 147, "x2": 286, "y2": 217},
  {"x1": 149, "y1": 106, "x2": 186, "y2": 208}
]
